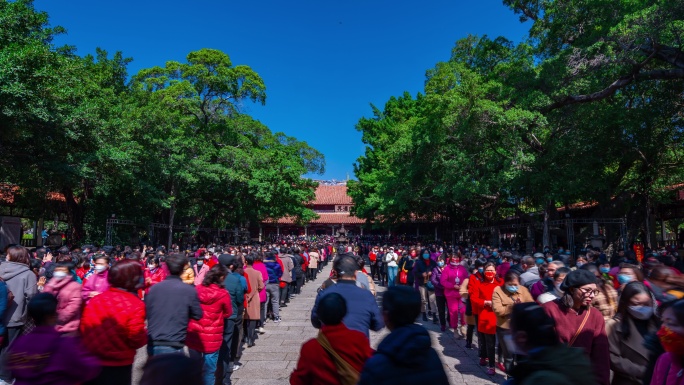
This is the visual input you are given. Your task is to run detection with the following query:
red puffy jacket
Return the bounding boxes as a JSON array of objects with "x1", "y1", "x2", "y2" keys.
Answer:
[
  {"x1": 80, "y1": 287, "x2": 147, "y2": 366},
  {"x1": 186, "y1": 284, "x2": 233, "y2": 353}
]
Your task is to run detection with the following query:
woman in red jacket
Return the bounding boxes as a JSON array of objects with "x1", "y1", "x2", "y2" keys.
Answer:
[
  {"x1": 467, "y1": 258, "x2": 486, "y2": 353},
  {"x1": 186, "y1": 264, "x2": 233, "y2": 385},
  {"x1": 81, "y1": 259, "x2": 147, "y2": 385},
  {"x1": 143, "y1": 255, "x2": 167, "y2": 297},
  {"x1": 470, "y1": 261, "x2": 503, "y2": 376}
]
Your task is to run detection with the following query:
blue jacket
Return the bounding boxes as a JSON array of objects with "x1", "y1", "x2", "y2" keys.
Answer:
[
  {"x1": 224, "y1": 272, "x2": 246, "y2": 320},
  {"x1": 311, "y1": 280, "x2": 384, "y2": 338},
  {"x1": 264, "y1": 259, "x2": 282, "y2": 284},
  {"x1": 0, "y1": 280, "x2": 7, "y2": 335},
  {"x1": 358, "y1": 324, "x2": 449, "y2": 385}
]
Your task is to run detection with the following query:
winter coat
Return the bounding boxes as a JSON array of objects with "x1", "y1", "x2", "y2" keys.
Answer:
[
  {"x1": 290, "y1": 323, "x2": 373, "y2": 385},
  {"x1": 358, "y1": 324, "x2": 449, "y2": 385},
  {"x1": 650, "y1": 352, "x2": 684, "y2": 385},
  {"x1": 193, "y1": 263, "x2": 210, "y2": 286},
  {"x1": 264, "y1": 258, "x2": 283, "y2": 284},
  {"x1": 413, "y1": 258, "x2": 436, "y2": 287},
  {"x1": 253, "y1": 261, "x2": 269, "y2": 303},
  {"x1": 80, "y1": 287, "x2": 147, "y2": 366},
  {"x1": 8, "y1": 326, "x2": 100, "y2": 385},
  {"x1": 43, "y1": 277, "x2": 82, "y2": 333},
  {"x1": 0, "y1": 261, "x2": 37, "y2": 327},
  {"x1": 440, "y1": 264, "x2": 469, "y2": 299},
  {"x1": 308, "y1": 252, "x2": 319, "y2": 269},
  {"x1": 225, "y1": 272, "x2": 246, "y2": 321},
  {"x1": 431, "y1": 265, "x2": 445, "y2": 296},
  {"x1": 243, "y1": 266, "x2": 264, "y2": 320},
  {"x1": 467, "y1": 272, "x2": 485, "y2": 315},
  {"x1": 186, "y1": 284, "x2": 232, "y2": 354},
  {"x1": 280, "y1": 255, "x2": 295, "y2": 283},
  {"x1": 508, "y1": 344, "x2": 598, "y2": 385},
  {"x1": 143, "y1": 267, "x2": 167, "y2": 295},
  {"x1": 81, "y1": 270, "x2": 109, "y2": 303},
  {"x1": 606, "y1": 316, "x2": 657, "y2": 385},
  {"x1": 491, "y1": 285, "x2": 534, "y2": 329},
  {"x1": 471, "y1": 277, "x2": 504, "y2": 335},
  {"x1": 180, "y1": 266, "x2": 195, "y2": 285},
  {"x1": 292, "y1": 254, "x2": 304, "y2": 278},
  {"x1": 519, "y1": 266, "x2": 540, "y2": 286}
]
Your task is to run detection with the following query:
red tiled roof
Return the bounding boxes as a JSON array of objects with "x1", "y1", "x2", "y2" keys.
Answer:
[
  {"x1": 314, "y1": 185, "x2": 352, "y2": 205},
  {"x1": 270, "y1": 213, "x2": 364, "y2": 225}
]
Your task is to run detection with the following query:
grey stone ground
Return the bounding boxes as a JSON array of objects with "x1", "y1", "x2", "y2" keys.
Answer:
[{"x1": 133, "y1": 263, "x2": 505, "y2": 385}]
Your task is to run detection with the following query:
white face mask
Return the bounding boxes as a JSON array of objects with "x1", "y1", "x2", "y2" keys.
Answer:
[
  {"x1": 148, "y1": 264, "x2": 156, "y2": 270},
  {"x1": 94, "y1": 265, "x2": 107, "y2": 273},
  {"x1": 53, "y1": 271, "x2": 68, "y2": 280}
]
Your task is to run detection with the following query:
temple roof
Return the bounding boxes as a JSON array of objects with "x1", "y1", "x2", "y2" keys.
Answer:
[{"x1": 313, "y1": 185, "x2": 353, "y2": 205}]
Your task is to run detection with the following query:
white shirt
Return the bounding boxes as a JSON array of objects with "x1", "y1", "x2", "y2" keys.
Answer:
[{"x1": 385, "y1": 252, "x2": 398, "y2": 267}]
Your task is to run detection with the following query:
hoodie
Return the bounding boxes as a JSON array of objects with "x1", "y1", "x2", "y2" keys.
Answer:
[
  {"x1": 508, "y1": 344, "x2": 598, "y2": 385},
  {"x1": 358, "y1": 324, "x2": 449, "y2": 385},
  {"x1": 0, "y1": 261, "x2": 37, "y2": 327},
  {"x1": 186, "y1": 284, "x2": 232, "y2": 353}
]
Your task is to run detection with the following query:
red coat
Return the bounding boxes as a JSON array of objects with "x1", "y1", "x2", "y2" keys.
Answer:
[
  {"x1": 467, "y1": 272, "x2": 484, "y2": 315},
  {"x1": 80, "y1": 287, "x2": 147, "y2": 366},
  {"x1": 290, "y1": 323, "x2": 373, "y2": 385},
  {"x1": 186, "y1": 284, "x2": 233, "y2": 353},
  {"x1": 471, "y1": 277, "x2": 503, "y2": 335},
  {"x1": 144, "y1": 267, "x2": 167, "y2": 295}
]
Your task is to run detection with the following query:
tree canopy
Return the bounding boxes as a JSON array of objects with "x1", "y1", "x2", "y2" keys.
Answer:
[
  {"x1": 0, "y1": 0, "x2": 324, "y2": 244},
  {"x1": 349, "y1": 0, "x2": 684, "y2": 244}
]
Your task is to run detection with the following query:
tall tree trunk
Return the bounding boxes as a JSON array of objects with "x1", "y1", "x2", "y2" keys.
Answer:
[
  {"x1": 62, "y1": 187, "x2": 85, "y2": 243},
  {"x1": 543, "y1": 201, "x2": 552, "y2": 249},
  {"x1": 167, "y1": 182, "x2": 176, "y2": 250}
]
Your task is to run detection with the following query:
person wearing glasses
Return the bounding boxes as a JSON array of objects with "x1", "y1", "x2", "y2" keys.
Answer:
[{"x1": 542, "y1": 269, "x2": 610, "y2": 385}]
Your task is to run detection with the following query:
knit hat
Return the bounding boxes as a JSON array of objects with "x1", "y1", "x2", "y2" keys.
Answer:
[
  {"x1": 218, "y1": 253, "x2": 238, "y2": 267},
  {"x1": 560, "y1": 269, "x2": 597, "y2": 292}
]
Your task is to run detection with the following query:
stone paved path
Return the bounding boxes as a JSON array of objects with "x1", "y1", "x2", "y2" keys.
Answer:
[{"x1": 231, "y1": 263, "x2": 505, "y2": 385}]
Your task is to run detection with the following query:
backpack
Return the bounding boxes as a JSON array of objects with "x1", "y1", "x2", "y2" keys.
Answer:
[{"x1": 0, "y1": 278, "x2": 14, "y2": 314}]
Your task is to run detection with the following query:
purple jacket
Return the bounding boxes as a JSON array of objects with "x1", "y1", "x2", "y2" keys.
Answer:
[
  {"x1": 82, "y1": 270, "x2": 110, "y2": 303},
  {"x1": 439, "y1": 263, "x2": 469, "y2": 298},
  {"x1": 253, "y1": 261, "x2": 269, "y2": 302},
  {"x1": 44, "y1": 277, "x2": 82, "y2": 333},
  {"x1": 430, "y1": 266, "x2": 445, "y2": 296},
  {"x1": 530, "y1": 279, "x2": 547, "y2": 300},
  {"x1": 8, "y1": 326, "x2": 100, "y2": 385}
]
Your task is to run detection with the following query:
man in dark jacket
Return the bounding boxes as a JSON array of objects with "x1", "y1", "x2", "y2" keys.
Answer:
[
  {"x1": 263, "y1": 251, "x2": 283, "y2": 322},
  {"x1": 358, "y1": 286, "x2": 449, "y2": 385},
  {"x1": 311, "y1": 254, "x2": 384, "y2": 338},
  {"x1": 218, "y1": 254, "x2": 247, "y2": 385},
  {"x1": 146, "y1": 253, "x2": 202, "y2": 357}
]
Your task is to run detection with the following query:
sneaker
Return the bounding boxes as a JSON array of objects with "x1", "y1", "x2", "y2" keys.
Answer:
[
  {"x1": 496, "y1": 362, "x2": 506, "y2": 372},
  {"x1": 479, "y1": 358, "x2": 487, "y2": 366},
  {"x1": 459, "y1": 325, "x2": 467, "y2": 337},
  {"x1": 487, "y1": 367, "x2": 496, "y2": 376},
  {"x1": 258, "y1": 327, "x2": 265, "y2": 334},
  {"x1": 274, "y1": 316, "x2": 282, "y2": 323},
  {"x1": 233, "y1": 364, "x2": 242, "y2": 371}
]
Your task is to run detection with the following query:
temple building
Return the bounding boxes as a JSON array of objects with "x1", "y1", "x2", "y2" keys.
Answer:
[{"x1": 259, "y1": 183, "x2": 365, "y2": 238}]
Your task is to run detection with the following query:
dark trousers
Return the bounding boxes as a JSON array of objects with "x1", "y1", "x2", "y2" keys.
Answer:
[
  {"x1": 475, "y1": 315, "x2": 485, "y2": 358},
  {"x1": 243, "y1": 320, "x2": 257, "y2": 345},
  {"x1": 308, "y1": 268, "x2": 317, "y2": 280},
  {"x1": 279, "y1": 283, "x2": 289, "y2": 304},
  {"x1": 0, "y1": 326, "x2": 22, "y2": 381},
  {"x1": 435, "y1": 295, "x2": 447, "y2": 326},
  {"x1": 290, "y1": 281, "x2": 297, "y2": 296},
  {"x1": 370, "y1": 264, "x2": 378, "y2": 280},
  {"x1": 482, "y1": 333, "x2": 496, "y2": 368},
  {"x1": 296, "y1": 276, "x2": 304, "y2": 293},
  {"x1": 377, "y1": 264, "x2": 386, "y2": 285},
  {"x1": 84, "y1": 365, "x2": 132, "y2": 385},
  {"x1": 218, "y1": 318, "x2": 238, "y2": 385}
]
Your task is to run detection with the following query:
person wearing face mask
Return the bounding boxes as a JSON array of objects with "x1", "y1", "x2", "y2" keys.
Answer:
[
  {"x1": 43, "y1": 261, "x2": 82, "y2": 334},
  {"x1": 506, "y1": 303, "x2": 598, "y2": 385},
  {"x1": 414, "y1": 249, "x2": 437, "y2": 322},
  {"x1": 470, "y1": 262, "x2": 503, "y2": 376},
  {"x1": 605, "y1": 282, "x2": 659, "y2": 385},
  {"x1": 519, "y1": 256, "x2": 540, "y2": 287},
  {"x1": 193, "y1": 253, "x2": 211, "y2": 286},
  {"x1": 82, "y1": 255, "x2": 111, "y2": 304},
  {"x1": 542, "y1": 269, "x2": 610, "y2": 385},
  {"x1": 649, "y1": 299, "x2": 684, "y2": 385},
  {"x1": 467, "y1": 258, "x2": 488, "y2": 353},
  {"x1": 537, "y1": 267, "x2": 571, "y2": 304},
  {"x1": 492, "y1": 271, "x2": 534, "y2": 374},
  {"x1": 441, "y1": 254, "x2": 470, "y2": 336},
  {"x1": 144, "y1": 256, "x2": 167, "y2": 297},
  {"x1": 530, "y1": 261, "x2": 565, "y2": 300},
  {"x1": 575, "y1": 255, "x2": 588, "y2": 270},
  {"x1": 431, "y1": 256, "x2": 448, "y2": 331},
  {"x1": 616, "y1": 264, "x2": 644, "y2": 292}
]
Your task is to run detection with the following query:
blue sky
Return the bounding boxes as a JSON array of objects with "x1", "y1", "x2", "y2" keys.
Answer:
[{"x1": 35, "y1": 0, "x2": 530, "y2": 180}]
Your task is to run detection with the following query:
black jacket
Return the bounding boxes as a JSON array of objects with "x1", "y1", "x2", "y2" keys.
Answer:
[{"x1": 146, "y1": 276, "x2": 202, "y2": 344}]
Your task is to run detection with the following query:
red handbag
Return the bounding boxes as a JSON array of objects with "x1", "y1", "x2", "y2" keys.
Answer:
[{"x1": 398, "y1": 261, "x2": 408, "y2": 285}]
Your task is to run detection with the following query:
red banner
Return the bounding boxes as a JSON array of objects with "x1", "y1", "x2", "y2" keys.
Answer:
[{"x1": 633, "y1": 243, "x2": 645, "y2": 263}]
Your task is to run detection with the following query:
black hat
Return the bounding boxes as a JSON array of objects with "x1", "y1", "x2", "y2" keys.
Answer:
[
  {"x1": 218, "y1": 254, "x2": 237, "y2": 267},
  {"x1": 560, "y1": 269, "x2": 597, "y2": 292}
]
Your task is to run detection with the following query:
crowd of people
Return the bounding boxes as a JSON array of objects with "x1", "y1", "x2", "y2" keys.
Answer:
[
  {"x1": 3, "y1": 239, "x2": 684, "y2": 385},
  {"x1": 0, "y1": 242, "x2": 331, "y2": 385}
]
